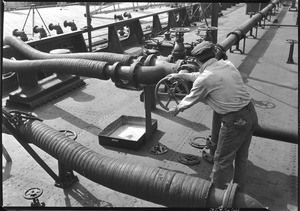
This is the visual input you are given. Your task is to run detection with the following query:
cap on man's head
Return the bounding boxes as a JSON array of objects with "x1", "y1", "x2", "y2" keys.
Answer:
[{"x1": 191, "y1": 41, "x2": 216, "y2": 62}]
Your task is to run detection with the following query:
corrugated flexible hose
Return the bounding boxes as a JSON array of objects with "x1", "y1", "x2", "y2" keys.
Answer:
[
  {"x1": 18, "y1": 120, "x2": 264, "y2": 208},
  {"x1": 3, "y1": 36, "x2": 135, "y2": 65}
]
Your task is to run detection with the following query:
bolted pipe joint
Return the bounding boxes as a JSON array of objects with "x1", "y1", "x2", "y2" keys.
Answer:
[
  {"x1": 12, "y1": 29, "x2": 28, "y2": 42},
  {"x1": 63, "y1": 20, "x2": 77, "y2": 31},
  {"x1": 229, "y1": 29, "x2": 245, "y2": 43},
  {"x1": 33, "y1": 26, "x2": 47, "y2": 39},
  {"x1": 144, "y1": 54, "x2": 158, "y2": 66},
  {"x1": 114, "y1": 62, "x2": 143, "y2": 90},
  {"x1": 49, "y1": 23, "x2": 64, "y2": 35}
]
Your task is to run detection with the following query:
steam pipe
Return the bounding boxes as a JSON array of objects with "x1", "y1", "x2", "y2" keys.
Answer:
[
  {"x1": 48, "y1": 23, "x2": 64, "y2": 35},
  {"x1": 12, "y1": 29, "x2": 28, "y2": 42},
  {"x1": 215, "y1": 0, "x2": 298, "y2": 144},
  {"x1": 33, "y1": 26, "x2": 47, "y2": 39},
  {"x1": 16, "y1": 119, "x2": 264, "y2": 208},
  {"x1": 254, "y1": 125, "x2": 298, "y2": 144},
  {"x1": 63, "y1": 20, "x2": 77, "y2": 31},
  {"x1": 2, "y1": 58, "x2": 177, "y2": 86},
  {"x1": 3, "y1": 36, "x2": 135, "y2": 65},
  {"x1": 218, "y1": 0, "x2": 279, "y2": 52}
]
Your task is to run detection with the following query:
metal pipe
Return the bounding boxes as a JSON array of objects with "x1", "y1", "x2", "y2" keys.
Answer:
[
  {"x1": 17, "y1": 119, "x2": 264, "y2": 208},
  {"x1": 218, "y1": 0, "x2": 279, "y2": 51},
  {"x1": 214, "y1": 0, "x2": 297, "y2": 143},
  {"x1": 12, "y1": 29, "x2": 28, "y2": 41},
  {"x1": 85, "y1": 2, "x2": 93, "y2": 52},
  {"x1": 254, "y1": 125, "x2": 298, "y2": 144},
  {"x1": 48, "y1": 23, "x2": 64, "y2": 35},
  {"x1": 33, "y1": 26, "x2": 47, "y2": 39},
  {"x1": 3, "y1": 36, "x2": 135, "y2": 65},
  {"x1": 63, "y1": 20, "x2": 77, "y2": 31},
  {"x1": 2, "y1": 58, "x2": 177, "y2": 87}
]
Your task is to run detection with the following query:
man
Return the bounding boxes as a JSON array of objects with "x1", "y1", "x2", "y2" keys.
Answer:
[{"x1": 167, "y1": 41, "x2": 258, "y2": 192}]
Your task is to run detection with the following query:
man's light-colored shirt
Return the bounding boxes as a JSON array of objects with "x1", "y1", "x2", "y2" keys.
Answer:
[{"x1": 177, "y1": 58, "x2": 251, "y2": 114}]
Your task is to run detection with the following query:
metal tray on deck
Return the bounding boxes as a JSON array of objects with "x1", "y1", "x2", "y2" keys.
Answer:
[{"x1": 98, "y1": 115, "x2": 157, "y2": 150}]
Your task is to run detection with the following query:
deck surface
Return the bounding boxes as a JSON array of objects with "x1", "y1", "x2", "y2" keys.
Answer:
[{"x1": 2, "y1": 2, "x2": 298, "y2": 210}]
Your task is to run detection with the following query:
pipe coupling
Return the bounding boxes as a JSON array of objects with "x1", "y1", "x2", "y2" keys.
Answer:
[
  {"x1": 114, "y1": 62, "x2": 142, "y2": 90},
  {"x1": 144, "y1": 54, "x2": 157, "y2": 66},
  {"x1": 256, "y1": 11, "x2": 265, "y2": 18},
  {"x1": 110, "y1": 62, "x2": 122, "y2": 83},
  {"x1": 221, "y1": 183, "x2": 239, "y2": 208},
  {"x1": 226, "y1": 30, "x2": 245, "y2": 45},
  {"x1": 136, "y1": 55, "x2": 147, "y2": 65}
]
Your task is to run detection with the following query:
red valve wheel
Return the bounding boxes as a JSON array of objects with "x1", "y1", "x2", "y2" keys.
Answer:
[{"x1": 155, "y1": 77, "x2": 190, "y2": 111}]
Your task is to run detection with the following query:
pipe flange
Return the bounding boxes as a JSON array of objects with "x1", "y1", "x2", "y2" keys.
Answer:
[
  {"x1": 129, "y1": 62, "x2": 141, "y2": 88},
  {"x1": 136, "y1": 55, "x2": 147, "y2": 65},
  {"x1": 178, "y1": 154, "x2": 201, "y2": 165},
  {"x1": 144, "y1": 54, "x2": 157, "y2": 66},
  {"x1": 256, "y1": 11, "x2": 265, "y2": 18},
  {"x1": 235, "y1": 29, "x2": 246, "y2": 39},
  {"x1": 203, "y1": 182, "x2": 214, "y2": 207},
  {"x1": 221, "y1": 183, "x2": 239, "y2": 208},
  {"x1": 226, "y1": 30, "x2": 245, "y2": 44},
  {"x1": 110, "y1": 62, "x2": 121, "y2": 83},
  {"x1": 147, "y1": 143, "x2": 168, "y2": 155}
]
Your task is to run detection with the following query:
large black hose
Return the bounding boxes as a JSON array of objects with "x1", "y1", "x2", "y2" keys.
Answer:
[
  {"x1": 3, "y1": 58, "x2": 110, "y2": 80},
  {"x1": 254, "y1": 125, "x2": 298, "y2": 144},
  {"x1": 2, "y1": 58, "x2": 177, "y2": 86},
  {"x1": 3, "y1": 36, "x2": 135, "y2": 65},
  {"x1": 17, "y1": 119, "x2": 264, "y2": 208}
]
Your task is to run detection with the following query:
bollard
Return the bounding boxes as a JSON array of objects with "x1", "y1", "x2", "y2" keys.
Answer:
[{"x1": 286, "y1": 39, "x2": 298, "y2": 64}]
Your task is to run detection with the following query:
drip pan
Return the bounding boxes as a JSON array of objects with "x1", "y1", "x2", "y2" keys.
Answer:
[{"x1": 98, "y1": 115, "x2": 157, "y2": 150}]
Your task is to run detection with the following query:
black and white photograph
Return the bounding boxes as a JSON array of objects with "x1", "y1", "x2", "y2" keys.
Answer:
[{"x1": 1, "y1": 1, "x2": 298, "y2": 210}]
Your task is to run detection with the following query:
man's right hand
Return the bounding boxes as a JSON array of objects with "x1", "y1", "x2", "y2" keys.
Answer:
[
  {"x1": 166, "y1": 73, "x2": 180, "y2": 81},
  {"x1": 168, "y1": 106, "x2": 180, "y2": 116}
]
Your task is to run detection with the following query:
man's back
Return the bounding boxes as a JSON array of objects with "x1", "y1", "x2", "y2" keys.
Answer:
[{"x1": 201, "y1": 59, "x2": 251, "y2": 114}]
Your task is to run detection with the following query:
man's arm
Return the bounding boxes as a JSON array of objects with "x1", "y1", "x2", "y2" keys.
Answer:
[
  {"x1": 169, "y1": 76, "x2": 208, "y2": 116},
  {"x1": 167, "y1": 72, "x2": 201, "y2": 82}
]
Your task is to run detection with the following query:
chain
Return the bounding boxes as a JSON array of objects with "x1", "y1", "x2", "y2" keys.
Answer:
[{"x1": 2, "y1": 108, "x2": 43, "y2": 126}]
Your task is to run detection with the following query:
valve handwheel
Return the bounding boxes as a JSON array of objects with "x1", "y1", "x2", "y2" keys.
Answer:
[
  {"x1": 155, "y1": 77, "x2": 190, "y2": 111},
  {"x1": 23, "y1": 188, "x2": 43, "y2": 200},
  {"x1": 59, "y1": 130, "x2": 78, "y2": 140},
  {"x1": 170, "y1": 27, "x2": 190, "y2": 33}
]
